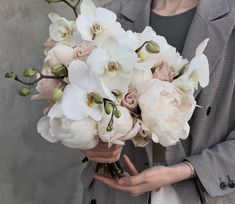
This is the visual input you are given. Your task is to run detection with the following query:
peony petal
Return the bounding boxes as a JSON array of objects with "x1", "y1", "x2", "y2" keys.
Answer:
[
  {"x1": 37, "y1": 116, "x2": 59, "y2": 143},
  {"x1": 87, "y1": 48, "x2": 109, "y2": 76},
  {"x1": 96, "y1": 8, "x2": 117, "y2": 28},
  {"x1": 80, "y1": 0, "x2": 96, "y2": 21},
  {"x1": 48, "y1": 102, "x2": 64, "y2": 118},
  {"x1": 118, "y1": 30, "x2": 140, "y2": 50}
]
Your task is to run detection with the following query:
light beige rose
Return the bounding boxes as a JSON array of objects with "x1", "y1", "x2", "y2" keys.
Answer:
[
  {"x1": 121, "y1": 87, "x2": 139, "y2": 113},
  {"x1": 74, "y1": 44, "x2": 96, "y2": 61},
  {"x1": 44, "y1": 44, "x2": 75, "y2": 67},
  {"x1": 153, "y1": 61, "x2": 177, "y2": 81}
]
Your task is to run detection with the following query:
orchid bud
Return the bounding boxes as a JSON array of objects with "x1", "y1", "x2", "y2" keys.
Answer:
[
  {"x1": 5, "y1": 72, "x2": 15, "y2": 78},
  {"x1": 23, "y1": 68, "x2": 36, "y2": 78},
  {"x1": 106, "y1": 123, "x2": 113, "y2": 132},
  {"x1": 114, "y1": 109, "x2": 121, "y2": 118},
  {"x1": 111, "y1": 90, "x2": 123, "y2": 100},
  {"x1": 104, "y1": 102, "x2": 113, "y2": 115},
  {"x1": 51, "y1": 88, "x2": 63, "y2": 102},
  {"x1": 52, "y1": 64, "x2": 67, "y2": 77},
  {"x1": 145, "y1": 41, "x2": 160, "y2": 54},
  {"x1": 18, "y1": 87, "x2": 31, "y2": 96}
]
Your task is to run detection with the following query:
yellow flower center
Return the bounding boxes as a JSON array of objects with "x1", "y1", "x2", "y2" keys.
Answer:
[
  {"x1": 91, "y1": 23, "x2": 103, "y2": 34},
  {"x1": 107, "y1": 61, "x2": 120, "y2": 73}
]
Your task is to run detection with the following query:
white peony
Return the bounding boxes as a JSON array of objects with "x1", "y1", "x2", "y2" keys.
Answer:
[
  {"x1": 37, "y1": 102, "x2": 99, "y2": 149},
  {"x1": 48, "y1": 13, "x2": 81, "y2": 47},
  {"x1": 139, "y1": 79, "x2": 196, "y2": 147},
  {"x1": 98, "y1": 106, "x2": 140, "y2": 147},
  {"x1": 44, "y1": 44, "x2": 75, "y2": 67},
  {"x1": 76, "y1": 0, "x2": 117, "y2": 41}
]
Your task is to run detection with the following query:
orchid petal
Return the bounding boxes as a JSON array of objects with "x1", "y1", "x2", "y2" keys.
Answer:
[
  {"x1": 62, "y1": 85, "x2": 88, "y2": 120},
  {"x1": 48, "y1": 102, "x2": 64, "y2": 118},
  {"x1": 87, "y1": 48, "x2": 109, "y2": 76},
  {"x1": 96, "y1": 8, "x2": 117, "y2": 29},
  {"x1": 76, "y1": 15, "x2": 93, "y2": 41},
  {"x1": 196, "y1": 38, "x2": 209, "y2": 56},
  {"x1": 80, "y1": 0, "x2": 96, "y2": 21}
]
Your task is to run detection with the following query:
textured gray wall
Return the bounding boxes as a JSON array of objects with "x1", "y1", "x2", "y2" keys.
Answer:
[{"x1": 0, "y1": 0, "x2": 110, "y2": 203}]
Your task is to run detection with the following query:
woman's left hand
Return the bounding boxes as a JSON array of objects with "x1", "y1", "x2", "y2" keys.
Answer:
[{"x1": 94, "y1": 155, "x2": 194, "y2": 197}]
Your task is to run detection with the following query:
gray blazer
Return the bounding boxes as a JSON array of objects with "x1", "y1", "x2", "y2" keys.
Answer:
[{"x1": 81, "y1": 0, "x2": 235, "y2": 203}]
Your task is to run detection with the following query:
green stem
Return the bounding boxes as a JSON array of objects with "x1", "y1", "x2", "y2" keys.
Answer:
[{"x1": 60, "y1": 0, "x2": 80, "y2": 18}]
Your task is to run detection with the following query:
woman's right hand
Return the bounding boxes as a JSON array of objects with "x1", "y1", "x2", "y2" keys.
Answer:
[{"x1": 81, "y1": 142, "x2": 123, "y2": 163}]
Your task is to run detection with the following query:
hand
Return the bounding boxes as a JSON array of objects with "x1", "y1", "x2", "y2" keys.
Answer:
[
  {"x1": 81, "y1": 142, "x2": 123, "y2": 163},
  {"x1": 95, "y1": 155, "x2": 194, "y2": 196}
]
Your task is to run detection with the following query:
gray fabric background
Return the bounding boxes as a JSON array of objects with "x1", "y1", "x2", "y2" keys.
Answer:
[{"x1": 0, "y1": 0, "x2": 110, "y2": 203}]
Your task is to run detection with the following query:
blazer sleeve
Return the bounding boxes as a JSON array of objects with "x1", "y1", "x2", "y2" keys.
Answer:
[{"x1": 185, "y1": 129, "x2": 235, "y2": 197}]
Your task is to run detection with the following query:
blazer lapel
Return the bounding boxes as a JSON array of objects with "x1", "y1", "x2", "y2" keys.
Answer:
[{"x1": 182, "y1": 0, "x2": 235, "y2": 98}]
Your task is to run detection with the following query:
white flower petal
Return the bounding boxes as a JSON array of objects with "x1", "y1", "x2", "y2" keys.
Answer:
[
  {"x1": 115, "y1": 45, "x2": 137, "y2": 72},
  {"x1": 62, "y1": 85, "x2": 88, "y2": 120},
  {"x1": 48, "y1": 12, "x2": 61, "y2": 22},
  {"x1": 48, "y1": 102, "x2": 64, "y2": 118},
  {"x1": 68, "y1": 60, "x2": 90, "y2": 89},
  {"x1": 87, "y1": 48, "x2": 109, "y2": 76},
  {"x1": 96, "y1": 8, "x2": 117, "y2": 29},
  {"x1": 76, "y1": 15, "x2": 93, "y2": 41},
  {"x1": 196, "y1": 38, "x2": 209, "y2": 56},
  {"x1": 80, "y1": 0, "x2": 96, "y2": 21},
  {"x1": 37, "y1": 116, "x2": 59, "y2": 143}
]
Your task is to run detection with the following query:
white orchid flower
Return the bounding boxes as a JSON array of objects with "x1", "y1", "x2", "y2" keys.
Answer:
[
  {"x1": 87, "y1": 37, "x2": 138, "y2": 96},
  {"x1": 49, "y1": 13, "x2": 81, "y2": 47},
  {"x1": 61, "y1": 60, "x2": 115, "y2": 121},
  {"x1": 174, "y1": 39, "x2": 210, "y2": 91},
  {"x1": 76, "y1": 0, "x2": 117, "y2": 41},
  {"x1": 119, "y1": 26, "x2": 168, "y2": 70}
]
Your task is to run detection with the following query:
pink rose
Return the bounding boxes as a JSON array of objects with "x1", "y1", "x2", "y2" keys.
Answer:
[
  {"x1": 31, "y1": 67, "x2": 60, "y2": 101},
  {"x1": 153, "y1": 61, "x2": 177, "y2": 82},
  {"x1": 121, "y1": 88, "x2": 139, "y2": 113},
  {"x1": 74, "y1": 44, "x2": 96, "y2": 61}
]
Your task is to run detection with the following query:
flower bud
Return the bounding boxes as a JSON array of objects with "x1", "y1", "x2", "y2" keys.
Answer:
[
  {"x1": 104, "y1": 102, "x2": 113, "y2": 115},
  {"x1": 23, "y1": 68, "x2": 36, "y2": 78},
  {"x1": 5, "y1": 72, "x2": 15, "y2": 78},
  {"x1": 114, "y1": 109, "x2": 121, "y2": 118},
  {"x1": 18, "y1": 87, "x2": 31, "y2": 96},
  {"x1": 106, "y1": 123, "x2": 113, "y2": 132},
  {"x1": 145, "y1": 41, "x2": 160, "y2": 54},
  {"x1": 52, "y1": 64, "x2": 67, "y2": 77},
  {"x1": 111, "y1": 90, "x2": 123, "y2": 100},
  {"x1": 51, "y1": 88, "x2": 63, "y2": 102}
]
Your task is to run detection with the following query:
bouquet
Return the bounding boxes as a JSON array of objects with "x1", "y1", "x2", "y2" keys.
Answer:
[{"x1": 5, "y1": 0, "x2": 209, "y2": 178}]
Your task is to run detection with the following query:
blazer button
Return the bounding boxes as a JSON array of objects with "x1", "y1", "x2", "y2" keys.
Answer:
[
  {"x1": 227, "y1": 175, "x2": 235, "y2": 188},
  {"x1": 90, "y1": 199, "x2": 97, "y2": 204},
  {"x1": 207, "y1": 106, "x2": 212, "y2": 116},
  {"x1": 219, "y1": 177, "x2": 228, "y2": 190},
  {"x1": 220, "y1": 182, "x2": 228, "y2": 190}
]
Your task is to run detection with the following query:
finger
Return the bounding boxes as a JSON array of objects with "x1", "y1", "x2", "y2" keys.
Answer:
[
  {"x1": 123, "y1": 154, "x2": 138, "y2": 176},
  {"x1": 94, "y1": 175, "x2": 132, "y2": 192}
]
